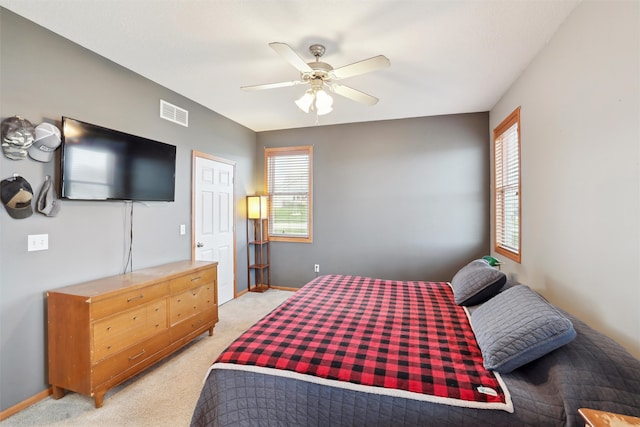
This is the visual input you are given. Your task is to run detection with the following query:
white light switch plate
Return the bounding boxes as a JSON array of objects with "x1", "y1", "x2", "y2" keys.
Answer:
[
  {"x1": 180, "y1": 224, "x2": 186, "y2": 235},
  {"x1": 28, "y1": 234, "x2": 48, "y2": 251}
]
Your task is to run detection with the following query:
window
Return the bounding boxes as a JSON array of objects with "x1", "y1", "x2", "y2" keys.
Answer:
[
  {"x1": 494, "y1": 107, "x2": 521, "y2": 263},
  {"x1": 265, "y1": 146, "x2": 313, "y2": 243}
]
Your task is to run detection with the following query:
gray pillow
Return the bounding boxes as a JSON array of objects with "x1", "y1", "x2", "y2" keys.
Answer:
[
  {"x1": 470, "y1": 285, "x2": 577, "y2": 373},
  {"x1": 450, "y1": 259, "x2": 506, "y2": 306}
]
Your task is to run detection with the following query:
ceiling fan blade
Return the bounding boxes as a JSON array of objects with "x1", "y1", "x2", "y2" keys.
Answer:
[
  {"x1": 332, "y1": 84, "x2": 379, "y2": 106},
  {"x1": 269, "y1": 42, "x2": 313, "y2": 73},
  {"x1": 241, "y1": 80, "x2": 305, "y2": 91},
  {"x1": 332, "y1": 55, "x2": 390, "y2": 80}
]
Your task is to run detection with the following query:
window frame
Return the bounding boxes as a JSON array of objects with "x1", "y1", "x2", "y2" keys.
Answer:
[
  {"x1": 493, "y1": 107, "x2": 522, "y2": 263},
  {"x1": 264, "y1": 145, "x2": 313, "y2": 243}
]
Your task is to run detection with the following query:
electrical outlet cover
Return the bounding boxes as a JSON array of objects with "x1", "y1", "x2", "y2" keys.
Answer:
[{"x1": 28, "y1": 234, "x2": 48, "y2": 251}]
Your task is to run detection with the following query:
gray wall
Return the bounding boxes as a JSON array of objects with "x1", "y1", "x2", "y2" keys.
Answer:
[
  {"x1": 0, "y1": 9, "x2": 257, "y2": 411},
  {"x1": 257, "y1": 113, "x2": 490, "y2": 287},
  {"x1": 490, "y1": 1, "x2": 640, "y2": 358}
]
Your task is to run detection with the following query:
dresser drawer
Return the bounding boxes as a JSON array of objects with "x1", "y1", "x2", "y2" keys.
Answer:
[
  {"x1": 169, "y1": 308, "x2": 217, "y2": 342},
  {"x1": 169, "y1": 284, "x2": 215, "y2": 326},
  {"x1": 199, "y1": 283, "x2": 216, "y2": 307},
  {"x1": 91, "y1": 282, "x2": 169, "y2": 320},
  {"x1": 169, "y1": 267, "x2": 216, "y2": 294},
  {"x1": 93, "y1": 300, "x2": 167, "y2": 362},
  {"x1": 92, "y1": 331, "x2": 171, "y2": 386}
]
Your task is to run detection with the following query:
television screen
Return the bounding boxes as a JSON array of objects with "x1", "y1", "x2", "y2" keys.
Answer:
[{"x1": 60, "y1": 117, "x2": 176, "y2": 201}]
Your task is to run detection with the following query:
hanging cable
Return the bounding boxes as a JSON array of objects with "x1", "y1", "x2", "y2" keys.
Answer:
[
  {"x1": 129, "y1": 202, "x2": 134, "y2": 272},
  {"x1": 123, "y1": 201, "x2": 134, "y2": 273}
]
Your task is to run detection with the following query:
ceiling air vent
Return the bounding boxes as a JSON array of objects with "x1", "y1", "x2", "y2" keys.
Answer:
[{"x1": 160, "y1": 99, "x2": 188, "y2": 127}]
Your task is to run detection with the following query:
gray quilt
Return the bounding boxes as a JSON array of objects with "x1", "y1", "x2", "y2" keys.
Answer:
[{"x1": 191, "y1": 313, "x2": 640, "y2": 426}]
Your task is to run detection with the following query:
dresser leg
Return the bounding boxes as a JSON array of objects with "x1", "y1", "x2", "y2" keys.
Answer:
[
  {"x1": 51, "y1": 385, "x2": 66, "y2": 400},
  {"x1": 208, "y1": 326, "x2": 214, "y2": 336},
  {"x1": 94, "y1": 391, "x2": 105, "y2": 408}
]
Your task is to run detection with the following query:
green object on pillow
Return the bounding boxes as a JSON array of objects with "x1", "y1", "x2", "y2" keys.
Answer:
[
  {"x1": 470, "y1": 285, "x2": 577, "y2": 373},
  {"x1": 450, "y1": 259, "x2": 506, "y2": 306},
  {"x1": 482, "y1": 255, "x2": 501, "y2": 266}
]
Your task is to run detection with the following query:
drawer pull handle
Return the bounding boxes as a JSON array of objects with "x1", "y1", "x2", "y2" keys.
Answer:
[
  {"x1": 128, "y1": 349, "x2": 146, "y2": 361},
  {"x1": 132, "y1": 316, "x2": 138, "y2": 321},
  {"x1": 191, "y1": 276, "x2": 202, "y2": 281},
  {"x1": 193, "y1": 319, "x2": 203, "y2": 327},
  {"x1": 127, "y1": 294, "x2": 144, "y2": 303},
  {"x1": 107, "y1": 327, "x2": 112, "y2": 331}
]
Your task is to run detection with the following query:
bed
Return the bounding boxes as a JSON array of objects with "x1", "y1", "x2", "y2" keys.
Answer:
[{"x1": 191, "y1": 262, "x2": 640, "y2": 426}]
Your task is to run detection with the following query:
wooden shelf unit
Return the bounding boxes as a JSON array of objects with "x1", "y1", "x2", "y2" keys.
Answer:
[
  {"x1": 247, "y1": 196, "x2": 270, "y2": 292},
  {"x1": 47, "y1": 260, "x2": 218, "y2": 408},
  {"x1": 248, "y1": 235, "x2": 270, "y2": 292}
]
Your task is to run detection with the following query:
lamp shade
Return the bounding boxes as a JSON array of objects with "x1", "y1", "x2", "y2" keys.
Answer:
[
  {"x1": 315, "y1": 89, "x2": 333, "y2": 115},
  {"x1": 295, "y1": 90, "x2": 314, "y2": 113},
  {"x1": 247, "y1": 195, "x2": 268, "y2": 219}
]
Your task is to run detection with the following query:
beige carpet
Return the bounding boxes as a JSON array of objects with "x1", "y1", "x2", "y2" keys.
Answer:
[{"x1": 1, "y1": 289, "x2": 293, "y2": 427}]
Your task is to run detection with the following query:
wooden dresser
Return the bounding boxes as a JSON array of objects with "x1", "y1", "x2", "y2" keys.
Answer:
[{"x1": 47, "y1": 260, "x2": 218, "y2": 408}]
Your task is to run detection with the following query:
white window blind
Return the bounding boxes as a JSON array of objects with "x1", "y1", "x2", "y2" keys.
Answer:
[
  {"x1": 265, "y1": 146, "x2": 313, "y2": 242},
  {"x1": 494, "y1": 107, "x2": 521, "y2": 262}
]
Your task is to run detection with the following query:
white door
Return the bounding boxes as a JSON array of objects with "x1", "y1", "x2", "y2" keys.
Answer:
[{"x1": 194, "y1": 153, "x2": 235, "y2": 305}]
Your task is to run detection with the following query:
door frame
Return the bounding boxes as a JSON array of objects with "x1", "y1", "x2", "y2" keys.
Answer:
[{"x1": 191, "y1": 150, "x2": 237, "y2": 300}]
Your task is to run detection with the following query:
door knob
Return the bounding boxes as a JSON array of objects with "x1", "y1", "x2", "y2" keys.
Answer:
[{"x1": 196, "y1": 242, "x2": 204, "y2": 248}]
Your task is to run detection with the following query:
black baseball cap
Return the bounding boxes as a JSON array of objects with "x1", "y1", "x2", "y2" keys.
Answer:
[{"x1": 1, "y1": 175, "x2": 34, "y2": 219}]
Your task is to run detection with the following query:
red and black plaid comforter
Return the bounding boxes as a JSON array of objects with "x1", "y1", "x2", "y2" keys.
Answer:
[{"x1": 213, "y1": 275, "x2": 511, "y2": 411}]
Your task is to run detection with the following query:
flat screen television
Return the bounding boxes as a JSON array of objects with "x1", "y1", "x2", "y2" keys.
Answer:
[{"x1": 59, "y1": 117, "x2": 176, "y2": 201}]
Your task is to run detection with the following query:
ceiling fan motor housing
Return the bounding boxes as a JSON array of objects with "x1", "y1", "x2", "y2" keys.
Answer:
[{"x1": 303, "y1": 61, "x2": 334, "y2": 81}]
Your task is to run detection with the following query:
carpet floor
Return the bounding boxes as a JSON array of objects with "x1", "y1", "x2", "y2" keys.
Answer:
[{"x1": 1, "y1": 289, "x2": 292, "y2": 427}]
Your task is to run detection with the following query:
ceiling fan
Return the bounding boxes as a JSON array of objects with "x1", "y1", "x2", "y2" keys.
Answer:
[{"x1": 241, "y1": 42, "x2": 390, "y2": 116}]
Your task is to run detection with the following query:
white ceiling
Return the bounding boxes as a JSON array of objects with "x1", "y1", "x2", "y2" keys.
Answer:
[{"x1": 0, "y1": 0, "x2": 580, "y2": 132}]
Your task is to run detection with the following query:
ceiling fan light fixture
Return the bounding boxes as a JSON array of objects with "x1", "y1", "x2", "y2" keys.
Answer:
[
  {"x1": 314, "y1": 89, "x2": 333, "y2": 115},
  {"x1": 315, "y1": 89, "x2": 333, "y2": 108},
  {"x1": 295, "y1": 86, "x2": 333, "y2": 115},
  {"x1": 295, "y1": 90, "x2": 315, "y2": 113}
]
